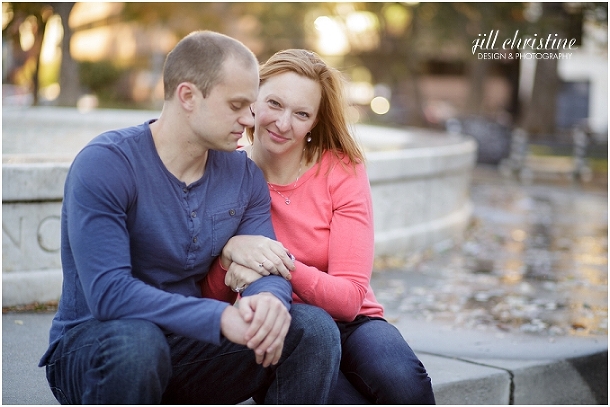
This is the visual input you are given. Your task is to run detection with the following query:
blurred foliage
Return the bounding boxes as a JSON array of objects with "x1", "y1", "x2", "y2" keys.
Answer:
[
  {"x1": 2, "y1": 2, "x2": 608, "y2": 133},
  {"x1": 2, "y1": 2, "x2": 55, "y2": 104},
  {"x1": 78, "y1": 60, "x2": 125, "y2": 103},
  {"x1": 38, "y1": 52, "x2": 60, "y2": 88},
  {"x1": 121, "y1": 2, "x2": 314, "y2": 60}
]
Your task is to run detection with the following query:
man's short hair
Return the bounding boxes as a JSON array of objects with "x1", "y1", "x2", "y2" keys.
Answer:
[{"x1": 162, "y1": 30, "x2": 258, "y2": 100}]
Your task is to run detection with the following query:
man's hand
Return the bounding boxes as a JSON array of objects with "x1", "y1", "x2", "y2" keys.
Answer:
[
  {"x1": 238, "y1": 293, "x2": 291, "y2": 367},
  {"x1": 220, "y1": 235, "x2": 295, "y2": 280},
  {"x1": 219, "y1": 305, "x2": 251, "y2": 346}
]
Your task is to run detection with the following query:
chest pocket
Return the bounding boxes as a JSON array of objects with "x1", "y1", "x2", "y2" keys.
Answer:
[{"x1": 210, "y1": 204, "x2": 245, "y2": 256}]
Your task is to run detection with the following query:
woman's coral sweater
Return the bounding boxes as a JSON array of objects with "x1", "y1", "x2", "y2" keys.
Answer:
[{"x1": 202, "y1": 151, "x2": 384, "y2": 322}]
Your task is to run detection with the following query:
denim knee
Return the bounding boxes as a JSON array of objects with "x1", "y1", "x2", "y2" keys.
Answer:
[
  {"x1": 289, "y1": 304, "x2": 341, "y2": 353},
  {"x1": 47, "y1": 318, "x2": 171, "y2": 404},
  {"x1": 264, "y1": 304, "x2": 341, "y2": 404},
  {"x1": 91, "y1": 320, "x2": 172, "y2": 403},
  {"x1": 95, "y1": 319, "x2": 170, "y2": 369},
  {"x1": 339, "y1": 319, "x2": 435, "y2": 404}
]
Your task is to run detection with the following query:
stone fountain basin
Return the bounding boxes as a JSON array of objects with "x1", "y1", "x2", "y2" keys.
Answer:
[{"x1": 2, "y1": 107, "x2": 476, "y2": 306}]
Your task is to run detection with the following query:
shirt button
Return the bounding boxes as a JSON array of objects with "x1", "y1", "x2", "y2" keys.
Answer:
[
  {"x1": 229, "y1": 209, "x2": 236, "y2": 216},
  {"x1": 192, "y1": 236, "x2": 198, "y2": 243},
  {"x1": 183, "y1": 187, "x2": 188, "y2": 193},
  {"x1": 191, "y1": 211, "x2": 197, "y2": 218}
]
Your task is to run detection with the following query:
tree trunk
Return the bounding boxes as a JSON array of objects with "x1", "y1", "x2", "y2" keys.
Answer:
[
  {"x1": 54, "y1": 2, "x2": 79, "y2": 107},
  {"x1": 30, "y1": 13, "x2": 47, "y2": 106},
  {"x1": 521, "y1": 51, "x2": 559, "y2": 139},
  {"x1": 467, "y1": 58, "x2": 489, "y2": 115}
]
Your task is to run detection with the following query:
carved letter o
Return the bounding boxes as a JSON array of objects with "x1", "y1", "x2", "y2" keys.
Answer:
[{"x1": 38, "y1": 216, "x2": 61, "y2": 252}]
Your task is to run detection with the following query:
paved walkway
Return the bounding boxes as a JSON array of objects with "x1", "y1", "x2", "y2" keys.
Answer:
[{"x1": 2, "y1": 166, "x2": 607, "y2": 404}]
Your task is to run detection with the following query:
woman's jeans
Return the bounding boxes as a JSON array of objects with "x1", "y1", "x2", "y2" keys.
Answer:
[
  {"x1": 44, "y1": 303, "x2": 340, "y2": 404},
  {"x1": 332, "y1": 318, "x2": 436, "y2": 404}
]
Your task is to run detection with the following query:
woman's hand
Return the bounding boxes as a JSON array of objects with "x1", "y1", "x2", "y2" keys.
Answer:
[
  {"x1": 225, "y1": 262, "x2": 264, "y2": 293},
  {"x1": 220, "y1": 235, "x2": 295, "y2": 280}
]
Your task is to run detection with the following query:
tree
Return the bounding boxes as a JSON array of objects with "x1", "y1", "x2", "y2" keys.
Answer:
[
  {"x1": 3, "y1": 3, "x2": 49, "y2": 105},
  {"x1": 519, "y1": 2, "x2": 587, "y2": 138},
  {"x1": 320, "y1": 2, "x2": 529, "y2": 127},
  {"x1": 3, "y1": 2, "x2": 77, "y2": 106},
  {"x1": 54, "y1": 2, "x2": 77, "y2": 106},
  {"x1": 121, "y1": 2, "x2": 311, "y2": 60},
  {"x1": 356, "y1": 2, "x2": 604, "y2": 138}
]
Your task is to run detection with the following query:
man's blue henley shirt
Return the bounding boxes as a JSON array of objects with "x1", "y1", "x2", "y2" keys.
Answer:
[{"x1": 39, "y1": 121, "x2": 291, "y2": 366}]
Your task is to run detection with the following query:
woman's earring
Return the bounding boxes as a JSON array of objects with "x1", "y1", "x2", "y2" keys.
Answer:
[
  {"x1": 249, "y1": 106, "x2": 255, "y2": 117},
  {"x1": 306, "y1": 132, "x2": 312, "y2": 143}
]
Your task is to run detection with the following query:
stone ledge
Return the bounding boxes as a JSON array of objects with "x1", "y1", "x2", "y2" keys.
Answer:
[
  {"x1": 367, "y1": 139, "x2": 477, "y2": 182},
  {"x1": 2, "y1": 269, "x2": 63, "y2": 307},
  {"x1": 2, "y1": 162, "x2": 71, "y2": 202},
  {"x1": 419, "y1": 353, "x2": 511, "y2": 404},
  {"x1": 388, "y1": 313, "x2": 608, "y2": 404},
  {"x1": 419, "y1": 351, "x2": 608, "y2": 404}
]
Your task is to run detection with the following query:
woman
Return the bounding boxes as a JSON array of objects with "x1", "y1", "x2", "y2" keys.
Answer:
[{"x1": 203, "y1": 49, "x2": 435, "y2": 404}]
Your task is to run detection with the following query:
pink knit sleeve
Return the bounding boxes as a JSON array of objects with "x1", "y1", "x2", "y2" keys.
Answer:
[{"x1": 289, "y1": 162, "x2": 375, "y2": 321}]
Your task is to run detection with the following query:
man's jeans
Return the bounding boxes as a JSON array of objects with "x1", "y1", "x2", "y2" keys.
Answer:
[
  {"x1": 45, "y1": 304, "x2": 340, "y2": 404},
  {"x1": 332, "y1": 319, "x2": 436, "y2": 404}
]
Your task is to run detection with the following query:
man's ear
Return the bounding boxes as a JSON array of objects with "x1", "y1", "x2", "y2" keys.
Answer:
[{"x1": 176, "y1": 82, "x2": 197, "y2": 111}]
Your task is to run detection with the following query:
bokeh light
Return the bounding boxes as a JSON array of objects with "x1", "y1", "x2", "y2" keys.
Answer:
[
  {"x1": 314, "y1": 15, "x2": 349, "y2": 56},
  {"x1": 370, "y1": 96, "x2": 390, "y2": 115}
]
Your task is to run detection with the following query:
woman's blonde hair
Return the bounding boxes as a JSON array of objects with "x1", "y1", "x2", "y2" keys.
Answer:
[{"x1": 247, "y1": 49, "x2": 364, "y2": 167}]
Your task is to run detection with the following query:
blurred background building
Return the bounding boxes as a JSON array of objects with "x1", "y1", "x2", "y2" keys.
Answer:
[{"x1": 2, "y1": 2, "x2": 608, "y2": 163}]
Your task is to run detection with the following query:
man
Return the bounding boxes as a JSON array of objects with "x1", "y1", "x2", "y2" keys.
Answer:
[{"x1": 39, "y1": 30, "x2": 340, "y2": 404}]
